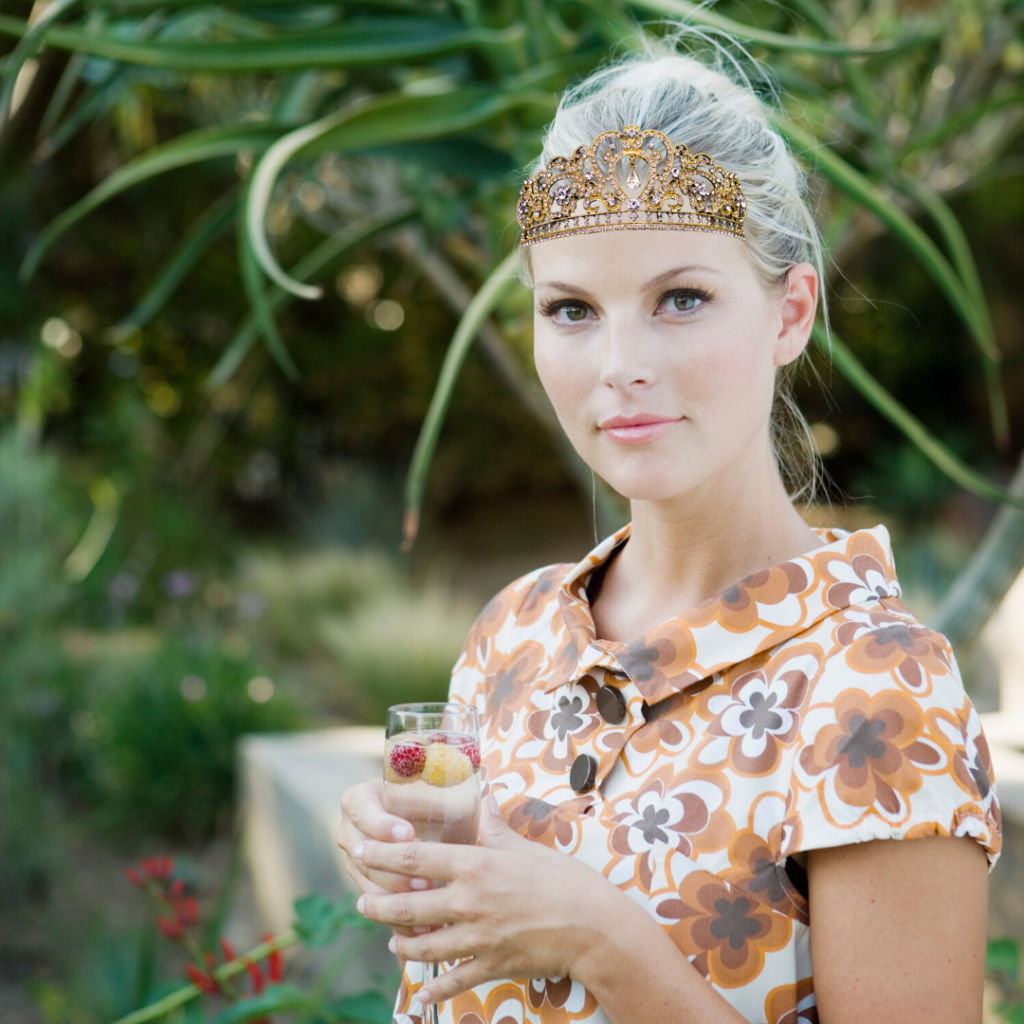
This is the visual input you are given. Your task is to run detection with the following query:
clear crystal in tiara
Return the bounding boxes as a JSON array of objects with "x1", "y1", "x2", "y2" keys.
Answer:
[{"x1": 517, "y1": 125, "x2": 747, "y2": 246}]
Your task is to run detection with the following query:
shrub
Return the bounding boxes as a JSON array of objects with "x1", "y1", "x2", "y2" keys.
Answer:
[{"x1": 81, "y1": 638, "x2": 302, "y2": 844}]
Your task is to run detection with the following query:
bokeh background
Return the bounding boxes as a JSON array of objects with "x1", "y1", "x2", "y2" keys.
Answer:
[{"x1": 1, "y1": 0, "x2": 1023, "y2": 1020}]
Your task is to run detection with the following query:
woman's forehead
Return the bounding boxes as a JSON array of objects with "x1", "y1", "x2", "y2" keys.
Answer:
[{"x1": 530, "y1": 230, "x2": 747, "y2": 290}]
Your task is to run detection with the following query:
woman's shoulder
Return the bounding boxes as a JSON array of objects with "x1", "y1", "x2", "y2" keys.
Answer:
[{"x1": 471, "y1": 561, "x2": 576, "y2": 635}]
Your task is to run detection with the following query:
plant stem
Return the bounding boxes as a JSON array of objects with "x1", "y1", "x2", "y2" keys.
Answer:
[{"x1": 107, "y1": 930, "x2": 299, "y2": 1024}]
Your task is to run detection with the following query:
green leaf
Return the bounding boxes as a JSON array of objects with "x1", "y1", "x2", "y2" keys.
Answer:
[
  {"x1": 621, "y1": 0, "x2": 935, "y2": 55},
  {"x1": 112, "y1": 187, "x2": 237, "y2": 340},
  {"x1": 212, "y1": 985, "x2": 320, "y2": 1024},
  {"x1": 246, "y1": 86, "x2": 551, "y2": 297},
  {"x1": 206, "y1": 203, "x2": 418, "y2": 390},
  {"x1": 988, "y1": 938, "x2": 1021, "y2": 982},
  {"x1": 815, "y1": 324, "x2": 1024, "y2": 512},
  {"x1": 327, "y1": 990, "x2": 395, "y2": 1024},
  {"x1": 894, "y1": 174, "x2": 1008, "y2": 448},
  {"x1": 0, "y1": 16, "x2": 522, "y2": 72},
  {"x1": 403, "y1": 250, "x2": 521, "y2": 547},
  {"x1": 20, "y1": 122, "x2": 282, "y2": 283},
  {"x1": 238, "y1": 192, "x2": 300, "y2": 381},
  {"x1": 901, "y1": 87, "x2": 1024, "y2": 158},
  {"x1": 0, "y1": 0, "x2": 81, "y2": 123},
  {"x1": 293, "y1": 895, "x2": 366, "y2": 949},
  {"x1": 777, "y1": 117, "x2": 1000, "y2": 364}
]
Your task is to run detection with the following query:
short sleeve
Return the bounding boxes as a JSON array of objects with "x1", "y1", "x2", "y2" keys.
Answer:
[{"x1": 786, "y1": 599, "x2": 1001, "y2": 869}]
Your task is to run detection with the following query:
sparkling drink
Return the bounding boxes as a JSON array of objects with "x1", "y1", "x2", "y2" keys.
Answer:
[
  {"x1": 383, "y1": 703, "x2": 481, "y2": 1022},
  {"x1": 383, "y1": 730, "x2": 481, "y2": 844}
]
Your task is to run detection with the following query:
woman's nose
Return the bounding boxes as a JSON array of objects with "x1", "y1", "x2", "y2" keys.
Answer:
[{"x1": 598, "y1": 318, "x2": 656, "y2": 390}]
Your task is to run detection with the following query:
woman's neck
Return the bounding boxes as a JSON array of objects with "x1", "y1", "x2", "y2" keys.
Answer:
[{"x1": 591, "y1": 443, "x2": 823, "y2": 644}]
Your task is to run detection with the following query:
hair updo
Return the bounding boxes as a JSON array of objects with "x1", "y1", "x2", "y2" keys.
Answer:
[{"x1": 519, "y1": 30, "x2": 828, "y2": 505}]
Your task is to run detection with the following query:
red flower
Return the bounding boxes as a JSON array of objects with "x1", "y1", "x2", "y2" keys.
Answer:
[
  {"x1": 169, "y1": 878, "x2": 186, "y2": 898},
  {"x1": 219, "y1": 937, "x2": 237, "y2": 962},
  {"x1": 186, "y1": 963, "x2": 219, "y2": 995},
  {"x1": 263, "y1": 935, "x2": 283, "y2": 983},
  {"x1": 244, "y1": 958, "x2": 265, "y2": 995},
  {"x1": 157, "y1": 917, "x2": 184, "y2": 941},
  {"x1": 174, "y1": 896, "x2": 198, "y2": 927},
  {"x1": 142, "y1": 857, "x2": 174, "y2": 879},
  {"x1": 125, "y1": 867, "x2": 144, "y2": 888}
]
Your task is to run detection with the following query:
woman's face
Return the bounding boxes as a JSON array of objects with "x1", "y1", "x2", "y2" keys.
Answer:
[{"x1": 531, "y1": 230, "x2": 815, "y2": 503}]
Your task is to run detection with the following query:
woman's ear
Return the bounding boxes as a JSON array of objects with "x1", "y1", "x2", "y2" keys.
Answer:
[{"x1": 774, "y1": 263, "x2": 818, "y2": 367}]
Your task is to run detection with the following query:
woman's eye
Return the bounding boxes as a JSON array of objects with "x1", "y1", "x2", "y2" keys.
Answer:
[
  {"x1": 663, "y1": 291, "x2": 703, "y2": 313},
  {"x1": 544, "y1": 301, "x2": 590, "y2": 323}
]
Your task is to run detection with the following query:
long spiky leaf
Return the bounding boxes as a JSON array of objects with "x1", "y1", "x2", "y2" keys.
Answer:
[
  {"x1": 815, "y1": 324, "x2": 1024, "y2": 512},
  {"x1": 112, "y1": 188, "x2": 238, "y2": 341},
  {"x1": 777, "y1": 117, "x2": 1000, "y2": 363},
  {"x1": 0, "y1": 15, "x2": 522, "y2": 72},
  {"x1": 403, "y1": 251, "x2": 520, "y2": 548},
  {"x1": 207, "y1": 203, "x2": 419, "y2": 390},
  {"x1": 246, "y1": 87, "x2": 554, "y2": 297},
  {"x1": 20, "y1": 123, "x2": 282, "y2": 282},
  {"x1": 0, "y1": 0, "x2": 81, "y2": 125}
]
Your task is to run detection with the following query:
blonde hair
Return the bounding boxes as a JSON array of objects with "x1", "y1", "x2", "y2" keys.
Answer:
[{"x1": 520, "y1": 29, "x2": 827, "y2": 504}]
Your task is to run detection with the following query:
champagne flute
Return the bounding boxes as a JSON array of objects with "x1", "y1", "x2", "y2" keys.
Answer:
[{"x1": 384, "y1": 702, "x2": 481, "y2": 1021}]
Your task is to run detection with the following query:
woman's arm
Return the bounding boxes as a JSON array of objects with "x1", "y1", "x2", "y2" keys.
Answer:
[
  {"x1": 355, "y1": 800, "x2": 748, "y2": 1023},
  {"x1": 356, "y1": 804, "x2": 989, "y2": 1022},
  {"x1": 808, "y1": 835, "x2": 988, "y2": 1024}
]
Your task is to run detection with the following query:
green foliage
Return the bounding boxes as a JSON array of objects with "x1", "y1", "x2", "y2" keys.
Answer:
[
  {"x1": 0, "y1": 429, "x2": 81, "y2": 904},
  {"x1": 988, "y1": 938, "x2": 1024, "y2": 1023},
  {"x1": 81, "y1": 637, "x2": 303, "y2": 843},
  {"x1": 293, "y1": 894, "x2": 370, "y2": 948},
  {"x1": 320, "y1": 584, "x2": 477, "y2": 722},
  {"x1": 241, "y1": 545, "x2": 399, "y2": 657},
  {"x1": 2, "y1": 0, "x2": 1020, "y2": 534}
]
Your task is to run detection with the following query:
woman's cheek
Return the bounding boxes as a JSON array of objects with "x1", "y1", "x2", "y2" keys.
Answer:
[{"x1": 534, "y1": 331, "x2": 595, "y2": 439}]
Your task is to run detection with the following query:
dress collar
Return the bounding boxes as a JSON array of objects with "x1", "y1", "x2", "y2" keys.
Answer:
[{"x1": 549, "y1": 522, "x2": 901, "y2": 705}]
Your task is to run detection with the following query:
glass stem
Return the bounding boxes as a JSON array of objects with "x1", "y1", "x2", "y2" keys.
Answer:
[{"x1": 424, "y1": 961, "x2": 441, "y2": 1024}]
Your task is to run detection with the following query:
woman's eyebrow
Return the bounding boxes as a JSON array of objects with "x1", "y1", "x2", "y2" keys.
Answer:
[
  {"x1": 641, "y1": 264, "x2": 723, "y2": 290},
  {"x1": 535, "y1": 264, "x2": 723, "y2": 297}
]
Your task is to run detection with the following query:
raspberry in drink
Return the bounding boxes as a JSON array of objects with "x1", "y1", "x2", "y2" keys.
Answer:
[{"x1": 383, "y1": 730, "x2": 480, "y2": 844}]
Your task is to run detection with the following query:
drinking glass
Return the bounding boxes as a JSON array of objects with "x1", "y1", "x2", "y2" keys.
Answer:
[{"x1": 384, "y1": 702, "x2": 481, "y2": 1021}]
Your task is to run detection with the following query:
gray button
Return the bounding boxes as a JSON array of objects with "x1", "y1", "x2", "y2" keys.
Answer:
[
  {"x1": 569, "y1": 753, "x2": 598, "y2": 793},
  {"x1": 596, "y1": 685, "x2": 627, "y2": 724}
]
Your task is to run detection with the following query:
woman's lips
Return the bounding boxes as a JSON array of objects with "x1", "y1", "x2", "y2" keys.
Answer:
[{"x1": 599, "y1": 415, "x2": 684, "y2": 445}]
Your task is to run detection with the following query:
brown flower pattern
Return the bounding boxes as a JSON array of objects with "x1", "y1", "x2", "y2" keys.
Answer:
[
  {"x1": 796, "y1": 688, "x2": 946, "y2": 821},
  {"x1": 693, "y1": 648, "x2": 816, "y2": 777},
  {"x1": 837, "y1": 604, "x2": 951, "y2": 695},
  {"x1": 689, "y1": 562, "x2": 810, "y2": 632},
  {"x1": 603, "y1": 764, "x2": 732, "y2": 892},
  {"x1": 392, "y1": 525, "x2": 1000, "y2": 1024},
  {"x1": 651, "y1": 870, "x2": 792, "y2": 988}
]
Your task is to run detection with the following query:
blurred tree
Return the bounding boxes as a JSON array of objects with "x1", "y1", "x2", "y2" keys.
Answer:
[{"x1": 0, "y1": 0, "x2": 1022, "y2": 643}]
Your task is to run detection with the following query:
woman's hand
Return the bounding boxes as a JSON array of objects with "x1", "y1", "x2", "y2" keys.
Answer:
[
  {"x1": 351, "y1": 796, "x2": 622, "y2": 1005},
  {"x1": 336, "y1": 779, "x2": 434, "y2": 937}
]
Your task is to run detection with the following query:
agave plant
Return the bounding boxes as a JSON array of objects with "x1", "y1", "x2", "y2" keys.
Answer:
[{"x1": 2, "y1": 0, "x2": 1023, "y2": 644}]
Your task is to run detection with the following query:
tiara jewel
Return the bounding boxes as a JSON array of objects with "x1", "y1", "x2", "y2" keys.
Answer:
[{"x1": 517, "y1": 125, "x2": 747, "y2": 246}]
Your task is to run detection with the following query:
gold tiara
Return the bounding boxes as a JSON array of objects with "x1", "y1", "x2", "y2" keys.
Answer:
[{"x1": 517, "y1": 125, "x2": 746, "y2": 247}]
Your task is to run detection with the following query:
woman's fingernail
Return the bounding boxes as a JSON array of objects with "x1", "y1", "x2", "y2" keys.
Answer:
[
  {"x1": 410, "y1": 877, "x2": 430, "y2": 890},
  {"x1": 392, "y1": 823, "x2": 413, "y2": 840},
  {"x1": 388, "y1": 936, "x2": 397, "y2": 954},
  {"x1": 487, "y1": 794, "x2": 500, "y2": 815},
  {"x1": 352, "y1": 843, "x2": 364, "y2": 860},
  {"x1": 356, "y1": 895, "x2": 366, "y2": 914},
  {"x1": 415, "y1": 989, "x2": 433, "y2": 1006}
]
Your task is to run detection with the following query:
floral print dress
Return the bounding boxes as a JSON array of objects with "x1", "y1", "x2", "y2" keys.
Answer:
[{"x1": 392, "y1": 524, "x2": 1001, "y2": 1024}]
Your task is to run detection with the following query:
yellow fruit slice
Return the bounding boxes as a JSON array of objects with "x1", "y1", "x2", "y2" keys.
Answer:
[{"x1": 421, "y1": 744, "x2": 472, "y2": 788}]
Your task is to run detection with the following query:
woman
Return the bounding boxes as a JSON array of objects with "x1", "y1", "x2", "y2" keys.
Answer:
[{"x1": 336, "y1": 38, "x2": 1000, "y2": 1024}]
